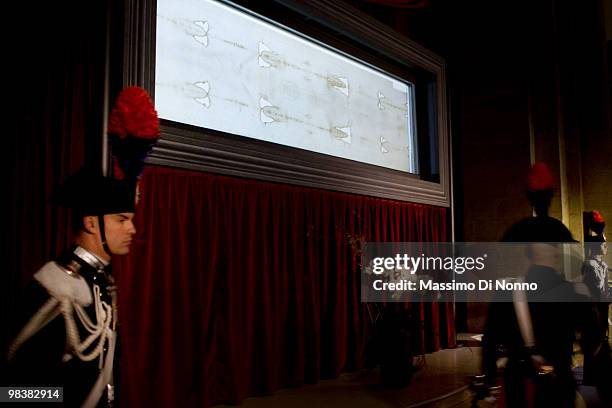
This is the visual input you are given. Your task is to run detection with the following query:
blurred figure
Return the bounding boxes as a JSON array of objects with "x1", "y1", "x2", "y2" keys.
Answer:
[
  {"x1": 581, "y1": 211, "x2": 610, "y2": 399},
  {"x1": 582, "y1": 210, "x2": 608, "y2": 305},
  {"x1": 481, "y1": 163, "x2": 592, "y2": 408}
]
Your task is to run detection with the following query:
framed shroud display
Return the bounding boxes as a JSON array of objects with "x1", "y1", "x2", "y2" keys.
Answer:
[{"x1": 122, "y1": 0, "x2": 450, "y2": 207}]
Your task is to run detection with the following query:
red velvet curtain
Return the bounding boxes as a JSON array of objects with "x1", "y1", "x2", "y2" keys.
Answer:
[{"x1": 116, "y1": 165, "x2": 454, "y2": 407}]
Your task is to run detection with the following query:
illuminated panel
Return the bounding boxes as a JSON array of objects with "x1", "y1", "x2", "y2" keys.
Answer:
[{"x1": 156, "y1": 0, "x2": 417, "y2": 173}]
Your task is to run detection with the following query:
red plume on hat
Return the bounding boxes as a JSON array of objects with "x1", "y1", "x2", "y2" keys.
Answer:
[
  {"x1": 108, "y1": 87, "x2": 159, "y2": 140},
  {"x1": 527, "y1": 162, "x2": 555, "y2": 191},
  {"x1": 591, "y1": 210, "x2": 604, "y2": 224},
  {"x1": 588, "y1": 210, "x2": 606, "y2": 236},
  {"x1": 108, "y1": 87, "x2": 160, "y2": 181}
]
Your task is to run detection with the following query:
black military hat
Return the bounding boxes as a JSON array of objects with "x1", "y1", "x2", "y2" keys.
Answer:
[{"x1": 52, "y1": 168, "x2": 136, "y2": 215}]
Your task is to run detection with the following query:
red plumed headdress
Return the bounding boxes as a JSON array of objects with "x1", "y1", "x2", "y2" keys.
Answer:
[
  {"x1": 108, "y1": 87, "x2": 160, "y2": 181},
  {"x1": 108, "y1": 87, "x2": 160, "y2": 140},
  {"x1": 591, "y1": 210, "x2": 604, "y2": 224},
  {"x1": 527, "y1": 162, "x2": 555, "y2": 191}
]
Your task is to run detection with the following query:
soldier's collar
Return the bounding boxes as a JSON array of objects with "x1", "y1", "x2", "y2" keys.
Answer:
[{"x1": 73, "y1": 246, "x2": 108, "y2": 273}]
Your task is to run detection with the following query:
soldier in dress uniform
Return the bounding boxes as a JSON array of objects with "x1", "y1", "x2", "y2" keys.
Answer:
[
  {"x1": 583, "y1": 211, "x2": 608, "y2": 302},
  {"x1": 5, "y1": 87, "x2": 159, "y2": 407},
  {"x1": 481, "y1": 163, "x2": 595, "y2": 408},
  {"x1": 6, "y1": 171, "x2": 137, "y2": 407},
  {"x1": 581, "y1": 211, "x2": 611, "y2": 399}
]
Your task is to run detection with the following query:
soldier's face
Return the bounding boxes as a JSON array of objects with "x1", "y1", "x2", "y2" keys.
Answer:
[{"x1": 104, "y1": 213, "x2": 136, "y2": 255}]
